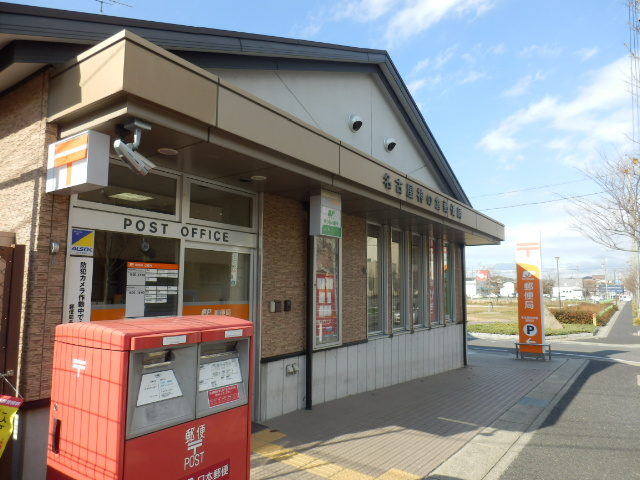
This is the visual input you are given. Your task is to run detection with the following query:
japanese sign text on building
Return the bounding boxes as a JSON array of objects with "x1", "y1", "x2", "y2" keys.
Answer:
[{"x1": 382, "y1": 172, "x2": 463, "y2": 220}]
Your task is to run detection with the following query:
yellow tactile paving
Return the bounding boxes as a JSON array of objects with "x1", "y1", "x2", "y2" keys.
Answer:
[
  {"x1": 252, "y1": 432, "x2": 417, "y2": 480},
  {"x1": 376, "y1": 469, "x2": 422, "y2": 480},
  {"x1": 252, "y1": 428, "x2": 287, "y2": 443},
  {"x1": 332, "y1": 469, "x2": 376, "y2": 480}
]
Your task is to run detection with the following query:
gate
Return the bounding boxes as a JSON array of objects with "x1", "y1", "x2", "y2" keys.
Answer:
[{"x1": 0, "y1": 244, "x2": 25, "y2": 396}]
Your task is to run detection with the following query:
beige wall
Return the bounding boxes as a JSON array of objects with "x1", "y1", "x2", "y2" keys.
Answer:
[{"x1": 0, "y1": 72, "x2": 68, "y2": 400}]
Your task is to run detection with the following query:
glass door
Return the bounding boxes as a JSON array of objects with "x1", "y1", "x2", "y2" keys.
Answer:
[{"x1": 182, "y1": 246, "x2": 253, "y2": 320}]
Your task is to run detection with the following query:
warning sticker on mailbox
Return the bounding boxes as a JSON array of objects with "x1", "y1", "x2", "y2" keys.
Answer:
[
  {"x1": 198, "y1": 357, "x2": 242, "y2": 392},
  {"x1": 208, "y1": 385, "x2": 240, "y2": 408}
]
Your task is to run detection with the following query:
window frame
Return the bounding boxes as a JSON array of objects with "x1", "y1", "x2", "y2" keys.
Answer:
[
  {"x1": 73, "y1": 158, "x2": 181, "y2": 222},
  {"x1": 443, "y1": 241, "x2": 456, "y2": 324},
  {"x1": 428, "y1": 237, "x2": 443, "y2": 327},
  {"x1": 366, "y1": 223, "x2": 388, "y2": 336},
  {"x1": 184, "y1": 176, "x2": 258, "y2": 234},
  {"x1": 411, "y1": 234, "x2": 427, "y2": 329},
  {"x1": 391, "y1": 228, "x2": 409, "y2": 332}
]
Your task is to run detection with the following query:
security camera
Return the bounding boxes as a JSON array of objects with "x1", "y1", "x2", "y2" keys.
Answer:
[
  {"x1": 349, "y1": 114, "x2": 363, "y2": 132},
  {"x1": 384, "y1": 137, "x2": 397, "y2": 152},
  {"x1": 113, "y1": 139, "x2": 156, "y2": 176}
]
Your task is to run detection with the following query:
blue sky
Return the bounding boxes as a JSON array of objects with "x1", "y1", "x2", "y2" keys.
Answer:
[{"x1": 6, "y1": 0, "x2": 635, "y2": 281}]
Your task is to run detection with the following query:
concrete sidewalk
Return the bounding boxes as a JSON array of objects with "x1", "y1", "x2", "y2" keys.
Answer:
[{"x1": 250, "y1": 350, "x2": 587, "y2": 480}]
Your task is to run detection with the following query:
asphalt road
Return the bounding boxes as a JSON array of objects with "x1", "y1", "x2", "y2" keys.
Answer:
[
  {"x1": 498, "y1": 360, "x2": 640, "y2": 480},
  {"x1": 469, "y1": 302, "x2": 640, "y2": 479}
]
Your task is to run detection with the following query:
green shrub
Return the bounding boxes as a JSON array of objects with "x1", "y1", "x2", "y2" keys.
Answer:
[
  {"x1": 549, "y1": 302, "x2": 617, "y2": 326},
  {"x1": 467, "y1": 322, "x2": 597, "y2": 335}
]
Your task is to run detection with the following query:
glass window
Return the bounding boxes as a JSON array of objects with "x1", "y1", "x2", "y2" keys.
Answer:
[
  {"x1": 90, "y1": 231, "x2": 180, "y2": 321},
  {"x1": 78, "y1": 163, "x2": 177, "y2": 215},
  {"x1": 189, "y1": 183, "x2": 253, "y2": 228},
  {"x1": 391, "y1": 229, "x2": 406, "y2": 330},
  {"x1": 367, "y1": 224, "x2": 383, "y2": 335},
  {"x1": 411, "y1": 235, "x2": 423, "y2": 327},
  {"x1": 183, "y1": 248, "x2": 251, "y2": 319},
  {"x1": 429, "y1": 238, "x2": 441, "y2": 326},
  {"x1": 443, "y1": 243, "x2": 454, "y2": 323},
  {"x1": 314, "y1": 236, "x2": 340, "y2": 348}
]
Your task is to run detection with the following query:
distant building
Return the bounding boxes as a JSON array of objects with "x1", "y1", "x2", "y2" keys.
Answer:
[
  {"x1": 500, "y1": 281, "x2": 515, "y2": 297},
  {"x1": 552, "y1": 286, "x2": 584, "y2": 300},
  {"x1": 466, "y1": 280, "x2": 477, "y2": 297}
]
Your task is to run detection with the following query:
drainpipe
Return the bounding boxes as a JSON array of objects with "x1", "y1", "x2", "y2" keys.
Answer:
[
  {"x1": 461, "y1": 246, "x2": 468, "y2": 366},
  {"x1": 306, "y1": 232, "x2": 314, "y2": 410}
]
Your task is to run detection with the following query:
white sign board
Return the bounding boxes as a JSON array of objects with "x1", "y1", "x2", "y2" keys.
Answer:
[
  {"x1": 46, "y1": 130, "x2": 109, "y2": 195},
  {"x1": 136, "y1": 369, "x2": 183, "y2": 406},
  {"x1": 198, "y1": 357, "x2": 242, "y2": 392},
  {"x1": 309, "y1": 194, "x2": 342, "y2": 237},
  {"x1": 64, "y1": 257, "x2": 93, "y2": 323}
]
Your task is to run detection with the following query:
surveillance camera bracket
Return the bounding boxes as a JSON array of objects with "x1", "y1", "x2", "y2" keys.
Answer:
[{"x1": 116, "y1": 119, "x2": 152, "y2": 150}]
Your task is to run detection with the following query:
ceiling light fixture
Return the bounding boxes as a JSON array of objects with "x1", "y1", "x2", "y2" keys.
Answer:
[
  {"x1": 250, "y1": 175, "x2": 267, "y2": 181},
  {"x1": 157, "y1": 147, "x2": 179, "y2": 156},
  {"x1": 109, "y1": 192, "x2": 154, "y2": 202}
]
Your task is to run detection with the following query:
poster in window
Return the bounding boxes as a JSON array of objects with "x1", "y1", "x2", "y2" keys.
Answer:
[
  {"x1": 315, "y1": 236, "x2": 339, "y2": 346},
  {"x1": 125, "y1": 262, "x2": 179, "y2": 318}
]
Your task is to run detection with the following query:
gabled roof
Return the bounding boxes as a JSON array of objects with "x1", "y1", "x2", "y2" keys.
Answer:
[{"x1": 0, "y1": 1, "x2": 471, "y2": 205}]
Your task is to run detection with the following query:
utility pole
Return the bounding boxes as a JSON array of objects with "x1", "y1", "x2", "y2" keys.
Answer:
[{"x1": 555, "y1": 256, "x2": 562, "y2": 308}]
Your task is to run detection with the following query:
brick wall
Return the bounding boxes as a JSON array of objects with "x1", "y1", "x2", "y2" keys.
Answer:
[
  {"x1": 341, "y1": 214, "x2": 367, "y2": 343},
  {"x1": 261, "y1": 194, "x2": 308, "y2": 358},
  {"x1": 0, "y1": 72, "x2": 68, "y2": 400},
  {"x1": 261, "y1": 195, "x2": 368, "y2": 358}
]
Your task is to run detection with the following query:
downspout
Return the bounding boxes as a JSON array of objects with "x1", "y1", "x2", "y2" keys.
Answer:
[
  {"x1": 461, "y1": 245, "x2": 468, "y2": 366},
  {"x1": 306, "y1": 228, "x2": 314, "y2": 410}
]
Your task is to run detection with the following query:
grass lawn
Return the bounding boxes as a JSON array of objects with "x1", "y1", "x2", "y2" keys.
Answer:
[{"x1": 467, "y1": 322, "x2": 597, "y2": 336}]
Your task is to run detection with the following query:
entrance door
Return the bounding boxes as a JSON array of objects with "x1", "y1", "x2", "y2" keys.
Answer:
[{"x1": 182, "y1": 246, "x2": 253, "y2": 320}]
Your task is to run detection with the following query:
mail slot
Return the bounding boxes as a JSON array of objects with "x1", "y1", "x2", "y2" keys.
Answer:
[{"x1": 47, "y1": 316, "x2": 254, "y2": 480}]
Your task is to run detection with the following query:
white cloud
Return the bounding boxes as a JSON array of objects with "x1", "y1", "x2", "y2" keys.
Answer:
[
  {"x1": 408, "y1": 78, "x2": 427, "y2": 94},
  {"x1": 383, "y1": 0, "x2": 497, "y2": 45},
  {"x1": 412, "y1": 46, "x2": 456, "y2": 76},
  {"x1": 479, "y1": 57, "x2": 631, "y2": 155},
  {"x1": 546, "y1": 136, "x2": 573, "y2": 151},
  {"x1": 413, "y1": 58, "x2": 430, "y2": 74},
  {"x1": 459, "y1": 70, "x2": 488, "y2": 85},
  {"x1": 489, "y1": 43, "x2": 506, "y2": 55},
  {"x1": 577, "y1": 47, "x2": 599, "y2": 61},
  {"x1": 298, "y1": 21, "x2": 322, "y2": 38},
  {"x1": 435, "y1": 46, "x2": 457, "y2": 68},
  {"x1": 408, "y1": 75, "x2": 442, "y2": 93},
  {"x1": 502, "y1": 76, "x2": 533, "y2": 97},
  {"x1": 333, "y1": 0, "x2": 399, "y2": 22},
  {"x1": 501, "y1": 71, "x2": 545, "y2": 97},
  {"x1": 518, "y1": 44, "x2": 562, "y2": 58}
]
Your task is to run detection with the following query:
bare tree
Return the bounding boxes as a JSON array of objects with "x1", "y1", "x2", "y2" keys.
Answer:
[{"x1": 564, "y1": 154, "x2": 640, "y2": 300}]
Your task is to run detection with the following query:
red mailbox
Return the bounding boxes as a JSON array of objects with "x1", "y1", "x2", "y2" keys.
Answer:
[{"x1": 47, "y1": 316, "x2": 254, "y2": 480}]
